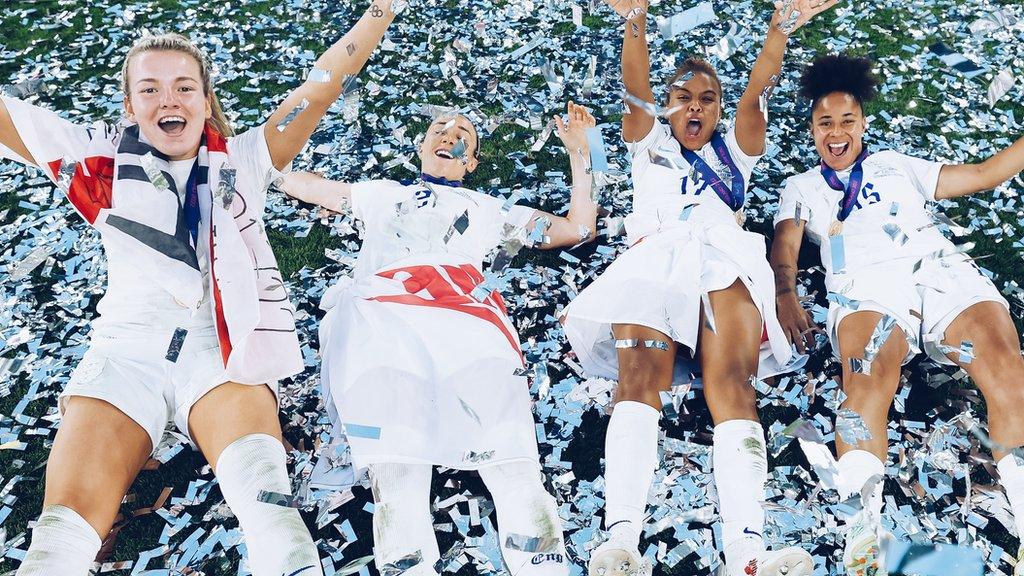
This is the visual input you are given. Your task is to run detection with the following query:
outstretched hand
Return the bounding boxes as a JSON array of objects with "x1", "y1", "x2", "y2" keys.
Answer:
[
  {"x1": 554, "y1": 101, "x2": 596, "y2": 156},
  {"x1": 603, "y1": 0, "x2": 648, "y2": 20},
  {"x1": 772, "y1": 0, "x2": 840, "y2": 35}
]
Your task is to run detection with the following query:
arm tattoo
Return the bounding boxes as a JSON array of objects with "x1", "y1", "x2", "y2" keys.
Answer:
[{"x1": 774, "y1": 264, "x2": 796, "y2": 297}]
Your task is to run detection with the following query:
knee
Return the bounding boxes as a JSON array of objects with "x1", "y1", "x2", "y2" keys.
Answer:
[
  {"x1": 44, "y1": 479, "x2": 116, "y2": 536},
  {"x1": 842, "y1": 351, "x2": 903, "y2": 391},
  {"x1": 616, "y1": 356, "x2": 670, "y2": 400},
  {"x1": 972, "y1": 337, "x2": 1024, "y2": 377},
  {"x1": 702, "y1": 362, "x2": 757, "y2": 403},
  {"x1": 979, "y1": 372, "x2": 1024, "y2": 408}
]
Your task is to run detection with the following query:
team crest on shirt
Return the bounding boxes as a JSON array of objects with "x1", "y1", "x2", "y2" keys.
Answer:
[{"x1": 852, "y1": 182, "x2": 881, "y2": 211}]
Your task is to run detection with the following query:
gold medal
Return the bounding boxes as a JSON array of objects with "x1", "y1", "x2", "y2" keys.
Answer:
[{"x1": 735, "y1": 210, "x2": 746, "y2": 227}]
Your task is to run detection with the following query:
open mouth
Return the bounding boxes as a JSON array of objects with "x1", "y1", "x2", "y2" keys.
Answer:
[
  {"x1": 685, "y1": 118, "x2": 702, "y2": 138},
  {"x1": 158, "y1": 115, "x2": 187, "y2": 136},
  {"x1": 827, "y1": 142, "x2": 850, "y2": 158},
  {"x1": 434, "y1": 149, "x2": 454, "y2": 160}
]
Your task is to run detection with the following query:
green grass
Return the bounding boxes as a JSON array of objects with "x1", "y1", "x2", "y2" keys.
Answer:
[{"x1": 2, "y1": 0, "x2": 1022, "y2": 573}]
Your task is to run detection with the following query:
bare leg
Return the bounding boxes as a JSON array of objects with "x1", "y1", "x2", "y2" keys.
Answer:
[
  {"x1": 834, "y1": 311, "x2": 909, "y2": 461},
  {"x1": 189, "y1": 383, "x2": 322, "y2": 576},
  {"x1": 18, "y1": 397, "x2": 151, "y2": 575}
]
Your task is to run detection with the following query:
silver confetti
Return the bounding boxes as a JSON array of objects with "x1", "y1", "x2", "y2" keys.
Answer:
[
  {"x1": 987, "y1": 70, "x2": 1015, "y2": 107},
  {"x1": 257, "y1": 490, "x2": 301, "y2": 508},
  {"x1": 835, "y1": 408, "x2": 873, "y2": 446},
  {"x1": 505, "y1": 533, "x2": 562, "y2": 553},
  {"x1": 307, "y1": 67, "x2": 332, "y2": 84},
  {"x1": 9, "y1": 246, "x2": 51, "y2": 280},
  {"x1": 776, "y1": 0, "x2": 800, "y2": 34},
  {"x1": 379, "y1": 551, "x2": 424, "y2": 576},
  {"x1": 215, "y1": 166, "x2": 237, "y2": 209},
  {"x1": 140, "y1": 152, "x2": 170, "y2": 191},
  {"x1": 275, "y1": 98, "x2": 309, "y2": 132}
]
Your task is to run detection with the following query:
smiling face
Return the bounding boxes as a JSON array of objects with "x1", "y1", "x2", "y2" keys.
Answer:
[
  {"x1": 666, "y1": 71, "x2": 722, "y2": 151},
  {"x1": 811, "y1": 91, "x2": 867, "y2": 171},
  {"x1": 418, "y1": 114, "x2": 480, "y2": 181},
  {"x1": 124, "y1": 50, "x2": 212, "y2": 160}
]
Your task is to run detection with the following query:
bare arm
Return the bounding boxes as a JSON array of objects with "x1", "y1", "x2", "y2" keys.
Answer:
[
  {"x1": 735, "y1": 0, "x2": 839, "y2": 156},
  {"x1": 770, "y1": 217, "x2": 818, "y2": 353},
  {"x1": 277, "y1": 171, "x2": 352, "y2": 213},
  {"x1": 604, "y1": 0, "x2": 655, "y2": 142},
  {"x1": 533, "y1": 102, "x2": 599, "y2": 249},
  {"x1": 935, "y1": 134, "x2": 1024, "y2": 199},
  {"x1": 263, "y1": 0, "x2": 397, "y2": 170},
  {"x1": 0, "y1": 100, "x2": 37, "y2": 166}
]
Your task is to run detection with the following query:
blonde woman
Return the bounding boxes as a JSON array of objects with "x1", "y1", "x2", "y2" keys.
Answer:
[{"x1": 0, "y1": 2, "x2": 401, "y2": 574}]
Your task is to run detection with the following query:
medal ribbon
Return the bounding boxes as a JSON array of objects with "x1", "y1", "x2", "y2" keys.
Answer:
[
  {"x1": 819, "y1": 148, "x2": 870, "y2": 222},
  {"x1": 419, "y1": 172, "x2": 463, "y2": 188},
  {"x1": 679, "y1": 131, "x2": 745, "y2": 211}
]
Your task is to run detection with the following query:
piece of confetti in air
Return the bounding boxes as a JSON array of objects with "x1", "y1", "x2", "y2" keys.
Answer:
[{"x1": 585, "y1": 126, "x2": 609, "y2": 173}]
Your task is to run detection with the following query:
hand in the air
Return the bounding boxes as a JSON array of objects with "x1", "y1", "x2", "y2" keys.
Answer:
[
  {"x1": 772, "y1": 0, "x2": 841, "y2": 35},
  {"x1": 554, "y1": 101, "x2": 596, "y2": 156},
  {"x1": 603, "y1": 0, "x2": 648, "y2": 20}
]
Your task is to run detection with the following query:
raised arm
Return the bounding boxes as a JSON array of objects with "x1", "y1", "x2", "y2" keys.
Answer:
[
  {"x1": 277, "y1": 171, "x2": 352, "y2": 213},
  {"x1": 0, "y1": 101, "x2": 36, "y2": 166},
  {"x1": 935, "y1": 134, "x2": 1024, "y2": 199},
  {"x1": 769, "y1": 218, "x2": 818, "y2": 354},
  {"x1": 604, "y1": 0, "x2": 655, "y2": 142},
  {"x1": 735, "y1": 0, "x2": 839, "y2": 156},
  {"x1": 531, "y1": 102, "x2": 599, "y2": 250},
  {"x1": 263, "y1": 0, "x2": 397, "y2": 170}
]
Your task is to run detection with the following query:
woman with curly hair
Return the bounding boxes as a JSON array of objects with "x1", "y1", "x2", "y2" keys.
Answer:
[
  {"x1": 770, "y1": 53, "x2": 1024, "y2": 575},
  {"x1": 561, "y1": 1, "x2": 837, "y2": 575}
]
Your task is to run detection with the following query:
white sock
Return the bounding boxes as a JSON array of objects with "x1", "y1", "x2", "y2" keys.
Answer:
[
  {"x1": 479, "y1": 462, "x2": 568, "y2": 576},
  {"x1": 997, "y1": 454, "x2": 1024, "y2": 540},
  {"x1": 215, "y1": 434, "x2": 323, "y2": 576},
  {"x1": 603, "y1": 401, "x2": 660, "y2": 546},
  {"x1": 369, "y1": 463, "x2": 440, "y2": 576},
  {"x1": 713, "y1": 420, "x2": 768, "y2": 555},
  {"x1": 17, "y1": 504, "x2": 101, "y2": 576},
  {"x1": 837, "y1": 450, "x2": 885, "y2": 522}
]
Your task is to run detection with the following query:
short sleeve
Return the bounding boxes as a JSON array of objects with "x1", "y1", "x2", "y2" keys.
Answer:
[
  {"x1": 0, "y1": 96, "x2": 94, "y2": 182},
  {"x1": 894, "y1": 151, "x2": 944, "y2": 201},
  {"x1": 625, "y1": 122, "x2": 673, "y2": 178},
  {"x1": 350, "y1": 179, "x2": 408, "y2": 224},
  {"x1": 773, "y1": 177, "x2": 807, "y2": 228},
  {"x1": 722, "y1": 125, "x2": 763, "y2": 180},
  {"x1": 505, "y1": 204, "x2": 538, "y2": 231},
  {"x1": 226, "y1": 124, "x2": 291, "y2": 209},
  {"x1": 624, "y1": 121, "x2": 670, "y2": 156}
]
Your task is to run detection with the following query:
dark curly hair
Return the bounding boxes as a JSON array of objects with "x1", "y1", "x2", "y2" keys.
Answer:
[{"x1": 798, "y1": 54, "x2": 878, "y2": 111}]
